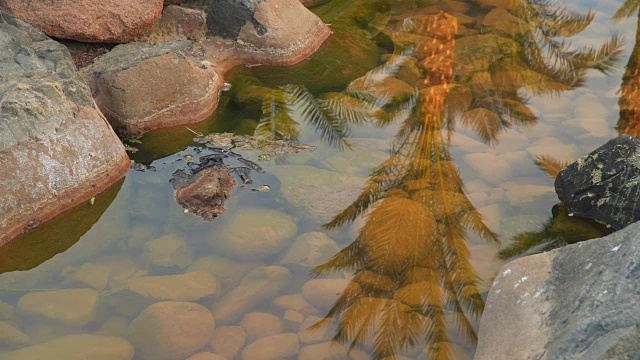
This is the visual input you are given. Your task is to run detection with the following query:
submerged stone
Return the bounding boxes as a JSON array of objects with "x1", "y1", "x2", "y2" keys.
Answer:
[
  {"x1": 16, "y1": 288, "x2": 99, "y2": 327},
  {"x1": 212, "y1": 265, "x2": 292, "y2": 324},
  {"x1": 209, "y1": 326, "x2": 246, "y2": 359},
  {"x1": 278, "y1": 232, "x2": 340, "y2": 269},
  {"x1": 555, "y1": 134, "x2": 640, "y2": 229},
  {"x1": 2, "y1": 334, "x2": 134, "y2": 360},
  {"x1": 209, "y1": 207, "x2": 297, "y2": 261},
  {"x1": 128, "y1": 301, "x2": 215, "y2": 360},
  {"x1": 143, "y1": 234, "x2": 193, "y2": 270},
  {"x1": 0, "y1": 321, "x2": 30, "y2": 348}
]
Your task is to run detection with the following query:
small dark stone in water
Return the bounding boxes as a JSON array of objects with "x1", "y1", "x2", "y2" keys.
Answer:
[
  {"x1": 175, "y1": 166, "x2": 236, "y2": 221},
  {"x1": 555, "y1": 134, "x2": 640, "y2": 230}
]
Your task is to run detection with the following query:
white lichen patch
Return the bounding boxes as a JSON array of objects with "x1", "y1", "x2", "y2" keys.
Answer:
[
  {"x1": 502, "y1": 268, "x2": 512, "y2": 276},
  {"x1": 591, "y1": 169, "x2": 602, "y2": 184},
  {"x1": 611, "y1": 244, "x2": 621, "y2": 252}
]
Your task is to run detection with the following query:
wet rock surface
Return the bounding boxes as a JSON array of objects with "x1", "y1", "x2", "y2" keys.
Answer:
[
  {"x1": 0, "y1": 0, "x2": 163, "y2": 43},
  {"x1": 0, "y1": 10, "x2": 129, "y2": 244},
  {"x1": 476, "y1": 221, "x2": 640, "y2": 359},
  {"x1": 555, "y1": 134, "x2": 640, "y2": 230},
  {"x1": 173, "y1": 166, "x2": 236, "y2": 220}
]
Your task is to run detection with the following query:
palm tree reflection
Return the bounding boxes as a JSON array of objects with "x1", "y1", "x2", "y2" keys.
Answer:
[{"x1": 253, "y1": 1, "x2": 621, "y2": 358}]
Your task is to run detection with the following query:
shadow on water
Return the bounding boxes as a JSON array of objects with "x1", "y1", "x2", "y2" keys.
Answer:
[{"x1": 0, "y1": 178, "x2": 124, "y2": 274}]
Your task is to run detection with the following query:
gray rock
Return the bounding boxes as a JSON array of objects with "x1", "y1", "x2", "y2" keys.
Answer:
[
  {"x1": 0, "y1": 10, "x2": 128, "y2": 244},
  {"x1": 212, "y1": 266, "x2": 292, "y2": 325},
  {"x1": 476, "y1": 221, "x2": 640, "y2": 359},
  {"x1": 128, "y1": 301, "x2": 215, "y2": 360},
  {"x1": 2, "y1": 334, "x2": 134, "y2": 360},
  {"x1": 555, "y1": 134, "x2": 640, "y2": 230},
  {"x1": 17, "y1": 288, "x2": 99, "y2": 327}
]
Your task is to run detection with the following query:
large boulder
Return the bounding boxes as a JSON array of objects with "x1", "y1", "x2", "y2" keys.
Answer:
[
  {"x1": 555, "y1": 134, "x2": 640, "y2": 230},
  {"x1": 82, "y1": 41, "x2": 221, "y2": 136},
  {"x1": 204, "y1": 0, "x2": 332, "y2": 67},
  {"x1": 0, "y1": 0, "x2": 163, "y2": 43},
  {"x1": 475, "y1": 221, "x2": 640, "y2": 359},
  {"x1": 0, "y1": 12, "x2": 129, "y2": 244}
]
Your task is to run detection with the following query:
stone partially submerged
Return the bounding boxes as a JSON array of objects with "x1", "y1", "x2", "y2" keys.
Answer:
[
  {"x1": 555, "y1": 134, "x2": 640, "y2": 230},
  {"x1": 82, "y1": 41, "x2": 220, "y2": 136},
  {"x1": 475, "y1": 221, "x2": 640, "y2": 359},
  {"x1": 0, "y1": 11, "x2": 129, "y2": 245}
]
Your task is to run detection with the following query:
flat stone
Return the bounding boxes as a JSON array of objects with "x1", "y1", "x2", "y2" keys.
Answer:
[
  {"x1": 0, "y1": 300, "x2": 14, "y2": 321},
  {"x1": 188, "y1": 256, "x2": 260, "y2": 292},
  {"x1": 209, "y1": 326, "x2": 246, "y2": 359},
  {"x1": 526, "y1": 143, "x2": 578, "y2": 164},
  {"x1": 212, "y1": 266, "x2": 292, "y2": 325},
  {"x1": 302, "y1": 279, "x2": 350, "y2": 313},
  {"x1": 2, "y1": 334, "x2": 134, "y2": 360},
  {"x1": 283, "y1": 310, "x2": 305, "y2": 331},
  {"x1": 278, "y1": 232, "x2": 340, "y2": 269},
  {"x1": 500, "y1": 181, "x2": 555, "y2": 205},
  {"x1": 109, "y1": 272, "x2": 219, "y2": 315},
  {"x1": 95, "y1": 316, "x2": 129, "y2": 338},
  {"x1": 143, "y1": 234, "x2": 193, "y2": 270},
  {"x1": 241, "y1": 333, "x2": 299, "y2": 360},
  {"x1": 464, "y1": 152, "x2": 512, "y2": 185},
  {"x1": 17, "y1": 288, "x2": 99, "y2": 327},
  {"x1": 187, "y1": 353, "x2": 228, "y2": 360},
  {"x1": 209, "y1": 207, "x2": 297, "y2": 261},
  {"x1": 298, "y1": 316, "x2": 332, "y2": 344},
  {"x1": 0, "y1": 321, "x2": 30, "y2": 348},
  {"x1": 61, "y1": 262, "x2": 111, "y2": 290},
  {"x1": 240, "y1": 312, "x2": 284, "y2": 342},
  {"x1": 299, "y1": 341, "x2": 348, "y2": 360},
  {"x1": 271, "y1": 165, "x2": 365, "y2": 225},
  {"x1": 272, "y1": 294, "x2": 320, "y2": 316},
  {"x1": 128, "y1": 301, "x2": 215, "y2": 360}
]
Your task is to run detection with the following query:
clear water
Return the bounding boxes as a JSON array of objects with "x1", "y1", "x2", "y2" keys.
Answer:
[{"x1": 0, "y1": 0, "x2": 638, "y2": 359}]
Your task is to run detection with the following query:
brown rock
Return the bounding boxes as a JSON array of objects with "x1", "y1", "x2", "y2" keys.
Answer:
[
  {"x1": 175, "y1": 167, "x2": 236, "y2": 220},
  {"x1": 128, "y1": 301, "x2": 215, "y2": 360},
  {"x1": 0, "y1": 11, "x2": 129, "y2": 245},
  {"x1": 139, "y1": 6, "x2": 207, "y2": 42},
  {"x1": 83, "y1": 41, "x2": 220, "y2": 136},
  {"x1": 0, "y1": 0, "x2": 163, "y2": 43},
  {"x1": 240, "y1": 312, "x2": 284, "y2": 342},
  {"x1": 209, "y1": 326, "x2": 246, "y2": 359},
  {"x1": 241, "y1": 333, "x2": 299, "y2": 360}
]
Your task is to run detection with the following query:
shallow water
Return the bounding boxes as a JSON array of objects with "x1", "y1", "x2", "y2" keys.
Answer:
[{"x1": 1, "y1": 0, "x2": 638, "y2": 359}]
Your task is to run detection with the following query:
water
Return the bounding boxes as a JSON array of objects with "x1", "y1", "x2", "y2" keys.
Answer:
[{"x1": 0, "y1": 0, "x2": 637, "y2": 359}]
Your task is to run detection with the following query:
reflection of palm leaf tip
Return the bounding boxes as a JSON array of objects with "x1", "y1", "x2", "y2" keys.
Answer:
[
  {"x1": 285, "y1": 84, "x2": 353, "y2": 150},
  {"x1": 255, "y1": 88, "x2": 300, "y2": 141},
  {"x1": 613, "y1": 0, "x2": 640, "y2": 21},
  {"x1": 534, "y1": 155, "x2": 569, "y2": 179}
]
